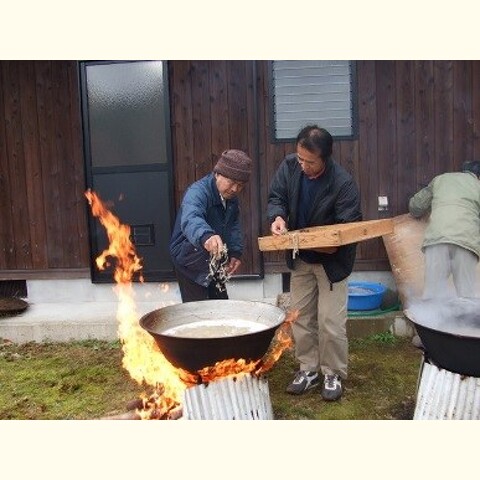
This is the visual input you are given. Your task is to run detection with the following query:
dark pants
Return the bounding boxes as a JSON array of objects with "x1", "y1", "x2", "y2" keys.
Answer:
[{"x1": 175, "y1": 268, "x2": 228, "y2": 303}]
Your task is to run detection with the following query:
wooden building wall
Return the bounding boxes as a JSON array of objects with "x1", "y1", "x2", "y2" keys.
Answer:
[
  {"x1": 0, "y1": 61, "x2": 89, "y2": 278},
  {"x1": 169, "y1": 61, "x2": 262, "y2": 276},
  {"x1": 170, "y1": 60, "x2": 480, "y2": 274},
  {"x1": 1, "y1": 60, "x2": 480, "y2": 279}
]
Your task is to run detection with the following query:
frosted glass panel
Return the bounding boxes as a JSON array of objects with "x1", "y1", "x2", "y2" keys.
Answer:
[{"x1": 86, "y1": 61, "x2": 168, "y2": 167}]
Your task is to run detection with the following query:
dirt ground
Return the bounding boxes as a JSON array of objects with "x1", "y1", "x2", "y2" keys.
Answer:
[{"x1": 0, "y1": 331, "x2": 422, "y2": 420}]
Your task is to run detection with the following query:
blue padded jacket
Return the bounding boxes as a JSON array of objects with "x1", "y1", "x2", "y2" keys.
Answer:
[{"x1": 169, "y1": 173, "x2": 243, "y2": 286}]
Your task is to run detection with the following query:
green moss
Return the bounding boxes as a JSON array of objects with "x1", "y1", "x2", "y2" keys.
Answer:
[
  {"x1": 0, "y1": 333, "x2": 422, "y2": 420},
  {"x1": 267, "y1": 334, "x2": 422, "y2": 420}
]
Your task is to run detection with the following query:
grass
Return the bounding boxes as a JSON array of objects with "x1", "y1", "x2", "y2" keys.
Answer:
[{"x1": 0, "y1": 333, "x2": 423, "y2": 420}]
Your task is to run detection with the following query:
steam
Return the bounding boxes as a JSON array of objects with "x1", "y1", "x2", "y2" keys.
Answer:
[{"x1": 406, "y1": 296, "x2": 480, "y2": 338}]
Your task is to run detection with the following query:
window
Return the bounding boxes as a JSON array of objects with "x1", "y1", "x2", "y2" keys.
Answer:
[{"x1": 270, "y1": 60, "x2": 356, "y2": 141}]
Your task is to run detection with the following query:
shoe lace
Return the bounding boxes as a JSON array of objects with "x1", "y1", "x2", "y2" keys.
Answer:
[
  {"x1": 295, "y1": 370, "x2": 315, "y2": 383},
  {"x1": 325, "y1": 374, "x2": 339, "y2": 389}
]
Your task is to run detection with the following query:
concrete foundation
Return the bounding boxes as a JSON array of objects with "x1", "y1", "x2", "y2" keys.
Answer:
[{"x1": 0, "y1": 272, "x2": 408, "y2": 344}]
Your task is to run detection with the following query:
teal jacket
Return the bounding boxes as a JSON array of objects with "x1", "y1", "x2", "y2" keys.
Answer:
[{"x1": 409, "y1": 171, "x2": 480, "y2": 258}]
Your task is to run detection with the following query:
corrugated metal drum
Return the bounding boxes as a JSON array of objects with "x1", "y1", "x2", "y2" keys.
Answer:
[
  {"x1": 182, "y1": 373, "x2": 274, "y2": 420},
  {"x1": 414, "y1": 359, "x2": 480, "y2": 420}
]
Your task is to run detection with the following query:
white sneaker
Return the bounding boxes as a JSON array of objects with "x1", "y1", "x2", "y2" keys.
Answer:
[
  {"x1": 286, "y1": 370, "x2": 319, "y2": 395},
  {"x1": 321, "y1": 374, "x2": 342, "y2": 401}
]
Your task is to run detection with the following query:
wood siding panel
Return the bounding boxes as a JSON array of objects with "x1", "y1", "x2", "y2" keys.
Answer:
[
  {"x1": 414, "y1": 61, "x2": 435, "y2": 190},
  {"x1": 0, "y1": 60, "x2": 88, "y2": 277},
  {"x1": 372, "y1": 61, "x2": 397, "y2": 262},
  {"x1": 0, "y1": 63, "x2": 16, "y2": 269},
  {"x1": 209, "y1": 61, "x2": 229, "y2": 169},
  {"x1": 66, "y1": 61, "x2": 89, "y2": 265},
  {"x1": 356, "y1": 61, "x2": 378, "y2": 264},
  {"x1": 434, "y1": 61, "x2": 454, "y2": 174},
  {"x1": 19, "y1": 61, "x2": 48, "y2": 269},
  {"x1": 190, "y1": 61, "x2": 212, "y2": 180},
  {"x1": 245, "y1": 61, "x2": 262, "y2": 274},
  {"x1": 396, "y1": 61, "x2": 416, "y2": 211},
  {"x1": 226, "y1": 61, "x2": 256, "y2": 274},
  {"x1": 453, "y1": 61, "x2": 473, "y2": 165},
  {"x1": 257, "y1": 61, "x2": 293, "y2": 269},
  {"x1": 170, "y1": 61, "x2": 194, "y2": 210},
  {"x1": 35, "y1": 61, "x2": 64, "y2": 267},
  {"x1": 2, "y1": 62, "x2": 31, "y2": 268}
]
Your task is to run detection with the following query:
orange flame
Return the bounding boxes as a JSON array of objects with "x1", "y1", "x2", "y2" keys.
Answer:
[
  {"x1": 85, "y1": 189, "x2": 196, "y2": 418},
  {"x1": 255, "y1": 310, "x2": 297, "y2": 375},
  {"x1": 85, "y1": 189, "x2": 295, "y2": 418}
]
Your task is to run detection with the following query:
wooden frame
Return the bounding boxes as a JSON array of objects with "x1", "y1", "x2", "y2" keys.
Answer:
[{"x1": 258, "y1": 219, "x2": 394, "y2": 252}]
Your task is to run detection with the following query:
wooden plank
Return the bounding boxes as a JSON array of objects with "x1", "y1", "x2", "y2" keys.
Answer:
[
  {"x1": 258, "y1": 219, "x2": 394, "y2": 252},
  {"x1": 35, "y1": 61, "x2": 63, "y2": 268},
  {"x1": 66, "y1": 60, "x2": 89, "y2": 267},
  {"x1": 453, "y1": 61, "x2": 473, "y2": 167},
  {"x1": 3, "y1": 61, "x2": 32, "y2": 269},
  {"x1": 356, "y1": 60, "x2": 378, "y2": 263},
  {"x1": 226, "y1": 61, "x2": 255, "y2": 273},
  {"x1": 209, "y1": 61, "x2": 229, "y2": 170},
  {"x1": 434, "y1": 61, "x2": 454, "y2": 173},
  {"x1": 19, "y1": 60, "x2": 49, "y2": 269},
  {"x1": 259, "y1": 61, "x2": 294, "y2": 267},
  {"x1": 0, "y1": 63, "x2": 16, "y2": 269},
  {"x1": 414, "y1": 61, "x2": 435, "y2": 190},
  {"x1": 169, "y1": 61, "x2": 194, "y2": 209},
  {"x1": 52, "y1": 60, "x2": 77, "y2": 267},
  {"x1": 245, "y1": 60, "x2": 262, "y2": 275},
  {"x1": 190, "y1": 61, "x2": 212, "y2": 179},
  {"x1": 374, "y1": 61, "x2": 397, "y2": 262},
  {"x1": 396, "y1": 61, "x2": 416, "y2": 208}
]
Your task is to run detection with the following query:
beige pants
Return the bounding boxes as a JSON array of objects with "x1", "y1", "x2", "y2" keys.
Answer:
[
  {"x1": 424, "y1": 244, "x2": 478, "y2": 298},
  {"x1": 290, "y1": 259, "x2": 348, "y2": 379}
]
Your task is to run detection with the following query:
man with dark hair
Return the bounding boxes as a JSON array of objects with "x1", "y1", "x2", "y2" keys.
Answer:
[
  {"x1": 170, "y1": 149, "x2": 252, "y2": 302},
  {"x1": 267, "y1": 125, "x2": 362, "y2": 401},
  {"x1": 409, "y1": 160, "x2": 480, "y2": 299}
]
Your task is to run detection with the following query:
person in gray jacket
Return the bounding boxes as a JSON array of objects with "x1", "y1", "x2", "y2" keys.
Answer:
[
  {"x1": 409, "y1": 160, "x2": 480, "y2": 299},
  {"x1": 268, "y1": 125, "x2": 362, "y2": 401},
  {"x1": 170, "y1": 149, "x2": 252, "y2": 303}
]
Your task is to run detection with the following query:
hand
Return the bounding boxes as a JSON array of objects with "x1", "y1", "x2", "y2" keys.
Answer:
[
  {"x1": 271, "y1": 216, "x2": 287, "y2": 236},
  {"x1": 204, "y1": 235, "x2": 224, "y2": 258},
  {"x1": 226, "y1": 257, "x2": 241, "y2": 276}
]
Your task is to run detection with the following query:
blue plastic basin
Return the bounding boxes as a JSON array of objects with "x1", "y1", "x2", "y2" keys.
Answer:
[{"x1": 347, "y1": 281, "x2": 387, "y2": 311}]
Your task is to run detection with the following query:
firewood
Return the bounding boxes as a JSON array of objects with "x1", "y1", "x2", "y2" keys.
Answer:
[{"x1": 99, "y1": 411, "x2": 141, "y2": 420}]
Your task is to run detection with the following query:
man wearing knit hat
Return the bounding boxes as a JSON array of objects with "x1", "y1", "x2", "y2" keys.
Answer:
[{"x1": 169, "y1": 149, "x2": 253, "y2": 302}]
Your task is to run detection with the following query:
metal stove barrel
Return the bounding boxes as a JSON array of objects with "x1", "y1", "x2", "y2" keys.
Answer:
[
  {"x1": 182, "y1": 373, "x2": 274, "y2": 420},
  {"x1": 414, "y1": 359, "x2": 480, "y2": 420}
]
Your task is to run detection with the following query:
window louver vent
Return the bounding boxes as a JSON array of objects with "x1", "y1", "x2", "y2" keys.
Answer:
[{"x1": 272, "y1": 60, "x2": 354, "y2": 140}]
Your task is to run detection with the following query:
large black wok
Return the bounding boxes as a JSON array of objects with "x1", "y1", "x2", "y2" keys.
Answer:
[
  {"x1": 139, "y1": 299, "x2": 286, "y2": 373},
  {"x1": 406, "y1": 297, "x2": 480, "y2": 377}
]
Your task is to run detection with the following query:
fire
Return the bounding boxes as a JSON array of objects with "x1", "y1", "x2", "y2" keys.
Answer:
[
  {"x1": 85, "y1": 189, "x2": 295, "y2": 419},
  {"x1": 195, "y1": 310, "x2": 297, "y2": 384},
  {"x1": 256, "y1": 310, "x2": 297, "y2": 375},
  {"x1": 85, "y1": 189, "x2": 194, "y2": 419}
]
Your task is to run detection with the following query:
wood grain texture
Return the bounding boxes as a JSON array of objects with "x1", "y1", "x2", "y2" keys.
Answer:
[{"x1": 258, "y1": 219, "x2": 393, "y2": 251}]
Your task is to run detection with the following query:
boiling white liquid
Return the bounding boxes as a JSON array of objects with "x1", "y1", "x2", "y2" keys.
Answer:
[
  {"x1": 407, "y1": 297, "x2": 480, "y2": 337},
  {"x1": 162, "y1": 319, "x2": 267, "y2": 338}
]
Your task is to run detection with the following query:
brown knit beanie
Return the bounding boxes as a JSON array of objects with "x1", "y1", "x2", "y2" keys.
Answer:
[{"x1": 213, "y1": 149, "x2": 252, "y2": 183}]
